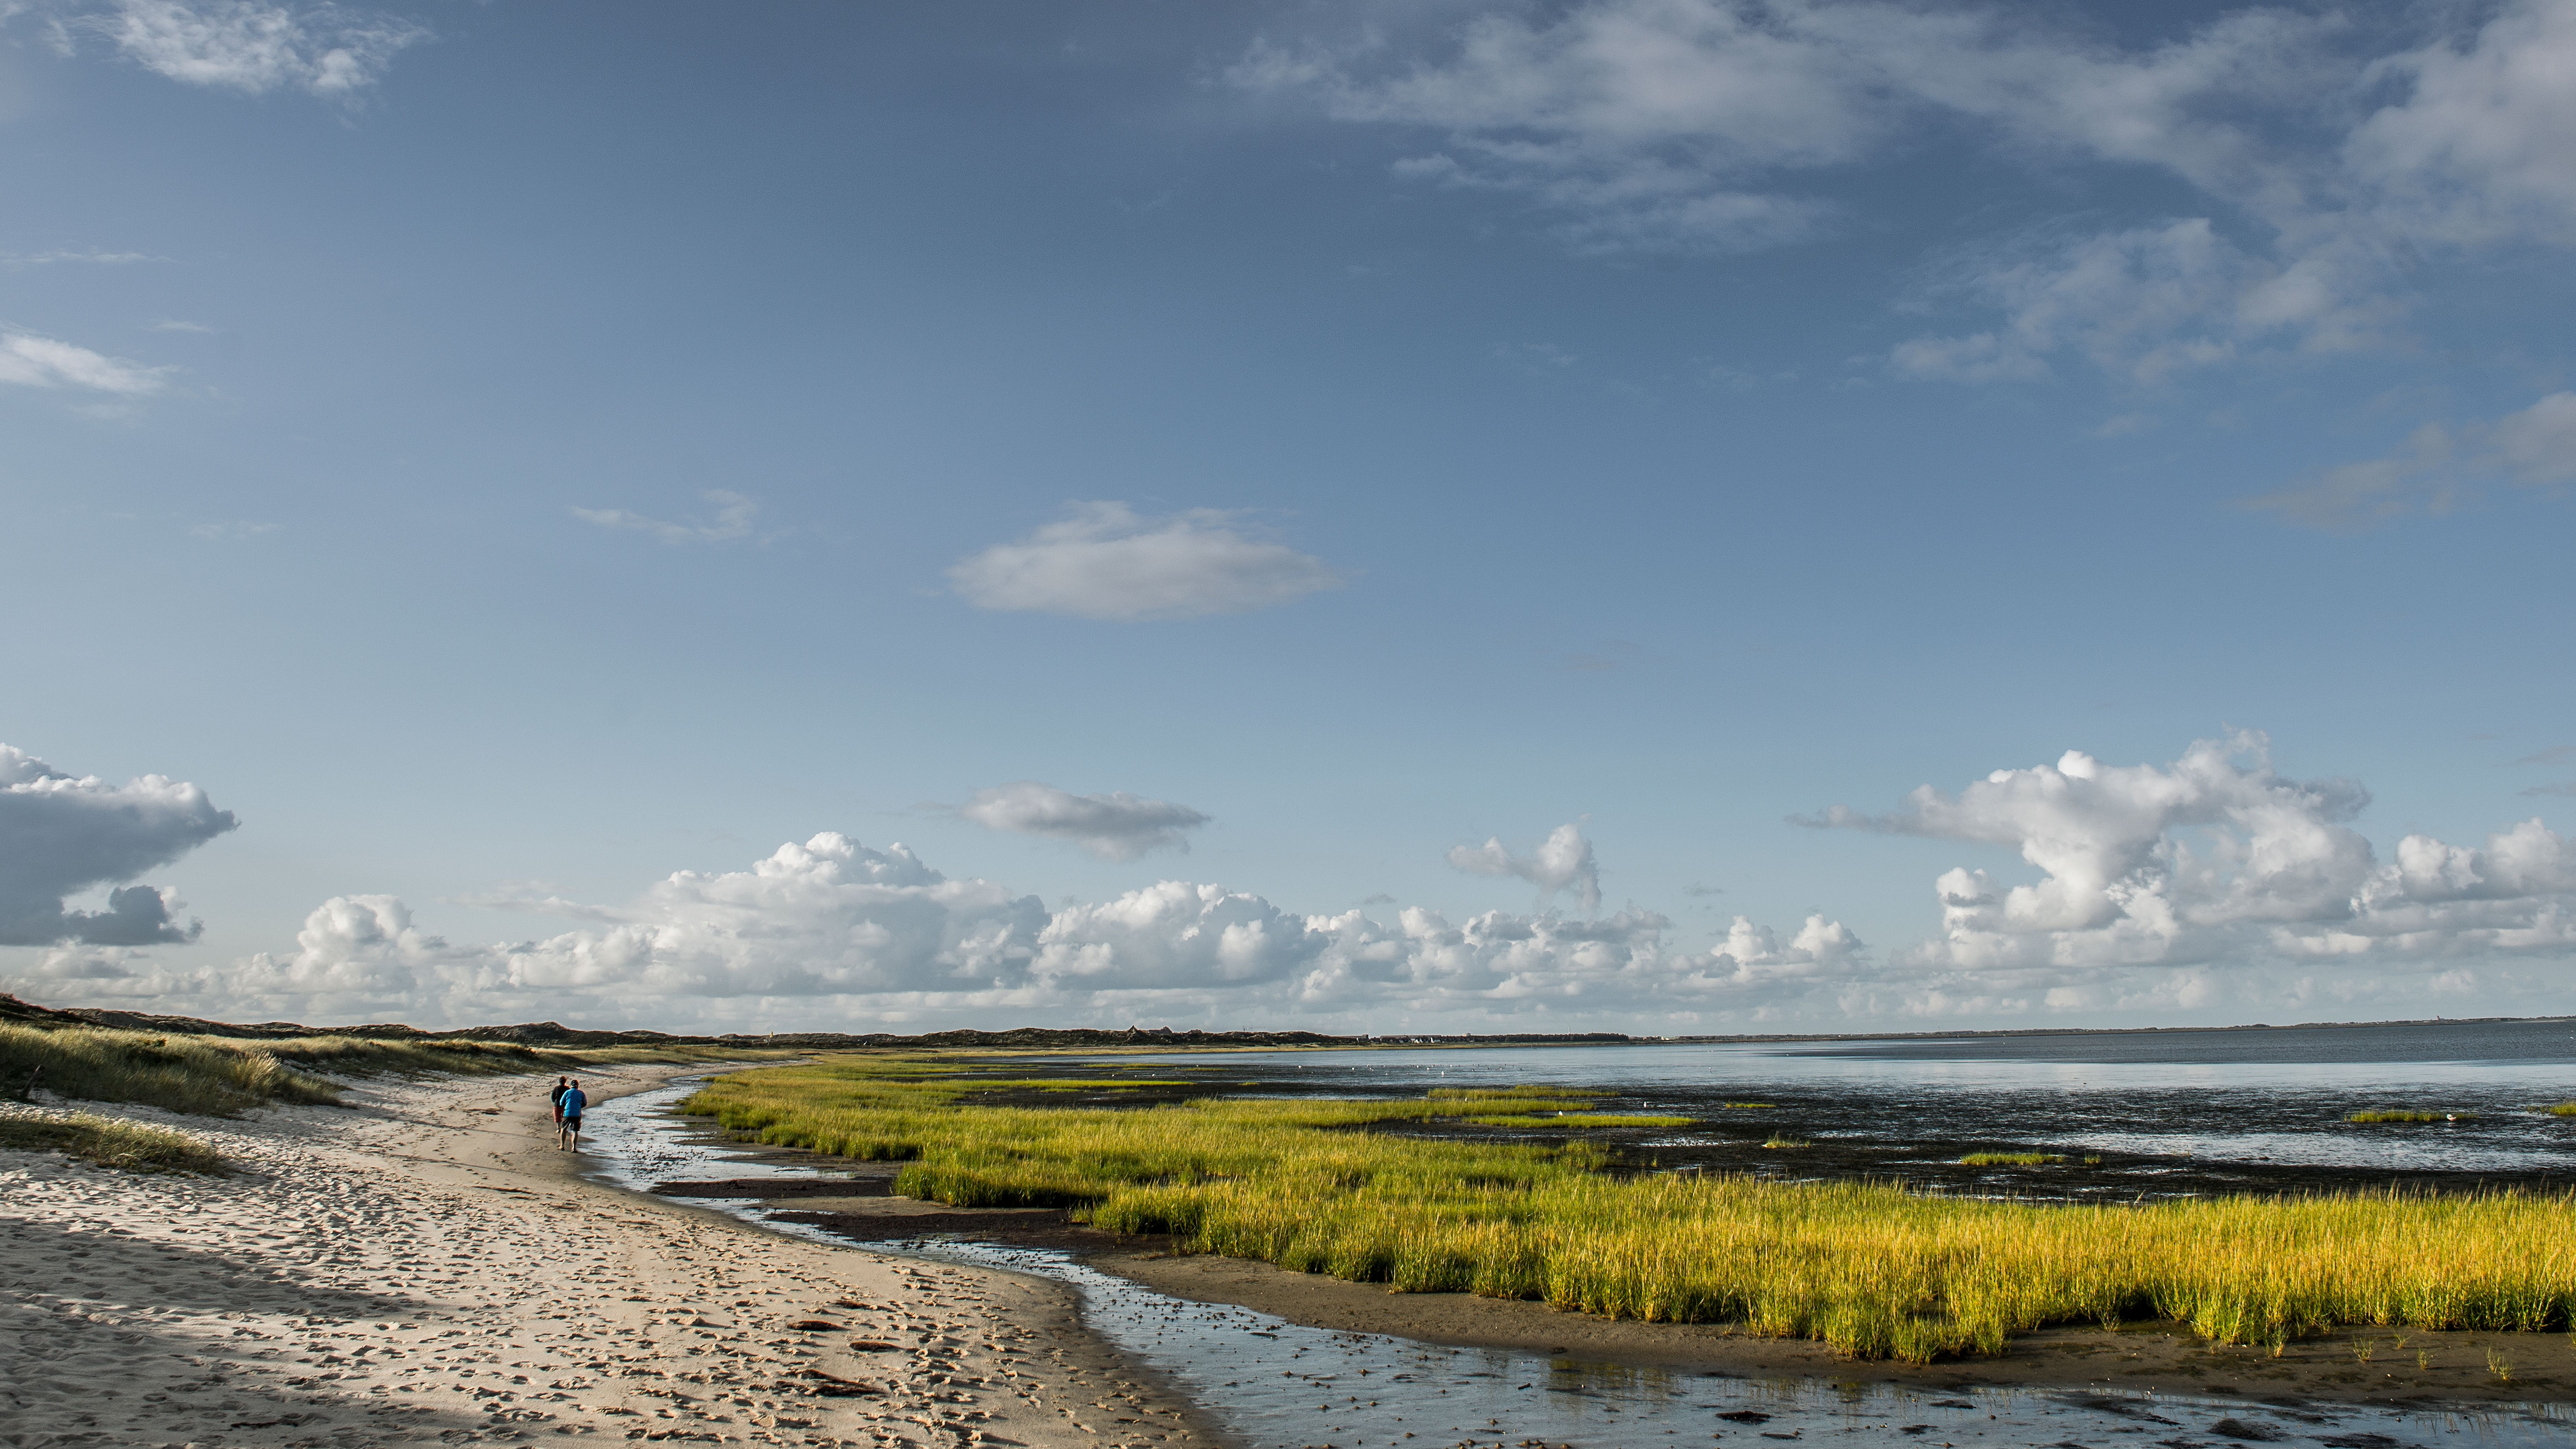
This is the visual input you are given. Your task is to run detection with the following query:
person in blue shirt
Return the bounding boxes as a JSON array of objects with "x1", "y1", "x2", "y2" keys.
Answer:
[{"x1": 558, "y1": 1080, "x2": 587, "y2": 1150}]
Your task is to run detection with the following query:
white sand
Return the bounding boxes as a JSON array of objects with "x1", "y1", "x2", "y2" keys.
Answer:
[{"x1": 0, "y1": 1065, "x2": 1213, "y2": 1449}]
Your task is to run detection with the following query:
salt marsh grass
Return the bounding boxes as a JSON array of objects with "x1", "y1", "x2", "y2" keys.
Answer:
[
  {"x1": 1960, "y1": 1152, "x2": 2064, "y2": 1166},
  {"x1": 1761, "y1": 1133, "x2": 1811, "y2": 1149},
  {"x1": 683, "y1": 1055, "x2": 2576, "y2": 1363},
  {"x1": 2348, "y1": 1110, "x2": 2472, "y2": 1124},
  {"x1": 2550, "y1": 1102, "x2": 2576, "y2": 1117},
  {"x1": 0, "y1": 1110, "x2": 224, "y2": 1173}
]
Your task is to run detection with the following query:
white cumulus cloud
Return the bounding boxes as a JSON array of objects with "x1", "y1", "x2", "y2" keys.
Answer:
[
  {"x1": 0, "y1": 744, "x2": 237, "y2": 947},
  {"x1": 947, "y1": 501, "x2": 1342, "y2": 621},
  {"x1": 1812, "y1": 730, "x2": 2576, "y2": 977},
  {"x1": 959, "y1": 781, "x2": 1209, "y2": 861},
  {"x1": 1447, "y1": 822, "x2": 1602, "y2": 914}
]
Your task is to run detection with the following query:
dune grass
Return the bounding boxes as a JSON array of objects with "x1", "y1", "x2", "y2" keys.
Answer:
[
  {"x1": 1961, "y1": 1151, "x2": 2066, "y2": 1166},
  {"x1": 0, "y1": 1111, "x2": 225, "y2": 1174},
  {"x1": 2348, "y1": 1110, "x2": 2473, "y2": 1124},
  {"x1": 680, "y1": 1053, "x2": 2576, "y2": 1364},
  {"x1": 0, "y1": 1022, "x2": 761, "y2": 1117}
]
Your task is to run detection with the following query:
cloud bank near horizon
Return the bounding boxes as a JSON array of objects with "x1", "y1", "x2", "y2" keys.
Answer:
[{"x1": 6, "y1": 733, "x2": 2575, "y2": 1031}]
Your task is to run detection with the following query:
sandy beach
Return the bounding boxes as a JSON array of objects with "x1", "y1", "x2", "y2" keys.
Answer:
[{"x1": 0, "y1": 1066, "x2": 1216, "y2": 1449}]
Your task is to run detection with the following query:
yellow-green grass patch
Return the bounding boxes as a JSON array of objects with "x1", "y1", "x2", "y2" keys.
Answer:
[
  {"x1": 1961, "y1": 1152, "x2": 2066, "y2": 1166},
  {"x1": 679, "y1": 1053, "x2": 2576, "y2": 1364}
]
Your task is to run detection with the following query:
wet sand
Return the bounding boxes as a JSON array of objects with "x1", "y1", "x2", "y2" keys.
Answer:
[{"x1": 0, "y1": 1067, "x2": 1220, "y2": 1448}]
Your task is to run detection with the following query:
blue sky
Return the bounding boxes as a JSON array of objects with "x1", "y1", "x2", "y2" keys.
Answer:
[{"x1": 6, "y1": 0, "x2": 2575, "y2": 1033}]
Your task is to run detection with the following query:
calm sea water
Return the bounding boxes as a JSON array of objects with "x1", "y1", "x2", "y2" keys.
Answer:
[{"x1": 1132, "y1": 1021, "x2": 2576, "y2": 1180}]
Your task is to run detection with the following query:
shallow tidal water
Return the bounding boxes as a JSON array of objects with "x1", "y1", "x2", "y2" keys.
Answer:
[
  {"x1": 1130, "y1": 1021, "x2": 2576, "y2": 1194},
  {"x1": 581, "y1": 1055, "x2": 2576, "y2": 1449}
]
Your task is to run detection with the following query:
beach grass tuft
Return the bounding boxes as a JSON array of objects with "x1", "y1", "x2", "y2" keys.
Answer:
[
  {"x1": 2347, "y1": 1110, "x2": 2472, "y2": 1124},
  {"x1": 2549, "y1": 1103, "x2": 2576, "y2": 1117},
  {"x1": 0, "y1": 1110, "x2": 225, "y2": 1173},
  {"x1": 679, "y1": 1053, "x2": 2576, "y2": 1364},
  {"x1": 1961, "y1": 1151, "x2": 2066, "y2": 1166},
  {"x1": 1761, "y1": 1133, "x2": 1812, "y2": 1149}
]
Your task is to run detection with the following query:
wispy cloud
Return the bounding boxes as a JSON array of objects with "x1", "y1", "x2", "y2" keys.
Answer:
[
  {"x1": 66, "y1": 0, "x2": 429, "y2": 98},
  {"x1": 2242, "y1": 392, "x2": 2576, "y2": 531},
  {"x1": 948, "y1": 501, "x2": 1342, "y2": 622},
  {"x1": 188, "y1": 520, "x2": 279, "y2": 541},
  {"x1": 1239, "y1": 0, "x2": 2576, "y2": 385},
  {"x1": 0, "y1": 329, "x2": 170, "y2": 395},
  {"x1": 0, "y1": 249, "x2": 164, "y2": 267},
  {"x1": 572, "y1": 490, "x2": 760, "y2": 545}
]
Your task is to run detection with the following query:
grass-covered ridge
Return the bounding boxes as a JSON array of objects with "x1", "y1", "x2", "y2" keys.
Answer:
[
  {"x1": 682, "y1": 1054, "x2": 2576, "y2": 1364},
  {"x1": 0, "y1": 1022, "x2": 758, "y2": 1117},
  {"x1": 0, "y1": 1111, "x2": 226, "y2": 1174}
]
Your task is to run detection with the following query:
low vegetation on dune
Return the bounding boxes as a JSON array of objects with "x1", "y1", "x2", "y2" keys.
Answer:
[
  {"x1": 0, "y1": 1022, "x2": 757, "y2": 1117},
  {"x1": 0, "y1": 1111, "x2": 225, "y2": 1174},
  {"x1": 683, "y1": 1055, "x2": 2576, "y2": 1364},
  {"x1": 0, "y1": 1025, "x2": 341, "y2": 1116}
]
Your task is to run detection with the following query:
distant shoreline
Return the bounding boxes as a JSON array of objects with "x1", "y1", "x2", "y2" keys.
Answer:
[{"x1": 7, "y1": 988, "x2": 2568, "y2": 1053}]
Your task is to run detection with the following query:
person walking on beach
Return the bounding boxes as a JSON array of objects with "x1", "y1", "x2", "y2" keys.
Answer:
[
  {"x1": 549, "y1": 1076, "x2": 569, "y2": 1128},
  {"x1": 558, "y1": 1080, "x2": 587, "y2": 1150}
]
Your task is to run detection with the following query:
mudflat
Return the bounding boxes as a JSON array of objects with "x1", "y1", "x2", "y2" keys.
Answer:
[{"x1": 0, "y1": 1066, "x2": 1216, "y2": 1449}]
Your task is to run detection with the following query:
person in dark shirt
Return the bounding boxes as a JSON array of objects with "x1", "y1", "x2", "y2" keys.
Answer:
[
  {"x1": 548, "y1": 1076, "x2": 569, "y2": 1127},
  {"x1": 558, "y1": 1080, "x2": 587, "y2": 1150}
]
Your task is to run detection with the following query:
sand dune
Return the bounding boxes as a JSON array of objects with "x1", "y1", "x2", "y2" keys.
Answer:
[{"x1": 1, "y1": 1066, "x2": 1212, "y2": 1449}]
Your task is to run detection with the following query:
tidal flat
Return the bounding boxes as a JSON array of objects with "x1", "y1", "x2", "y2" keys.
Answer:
[{"x1": 611, "y1": 1020, "x2": 2576, "y2": 1394}]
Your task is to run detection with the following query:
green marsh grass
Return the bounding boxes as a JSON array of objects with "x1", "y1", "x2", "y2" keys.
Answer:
[
  {"x1": 2348, "y1": 1110, "x2": 2472, "y2": 1124},
  {"x1": 682, "y1": 1055, "x2": 2576, "y2": 1363},
  {"x1": 0, "y1": 1110, "x2": 225, "y2": 1173},
  {"x1": 1722, "y1": 1101, "x2": 1777, "y2": 1110},
  {"x1": 1961, "y1": 1152, "x2": 2066, "y2": 1166},
  {"x1": 2549, "y1": 1103, "x2": 2576, "y2": 1117},
  {"x1": 1761, "y1": 1132, "x2": 1812, "y2": 1149}
]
